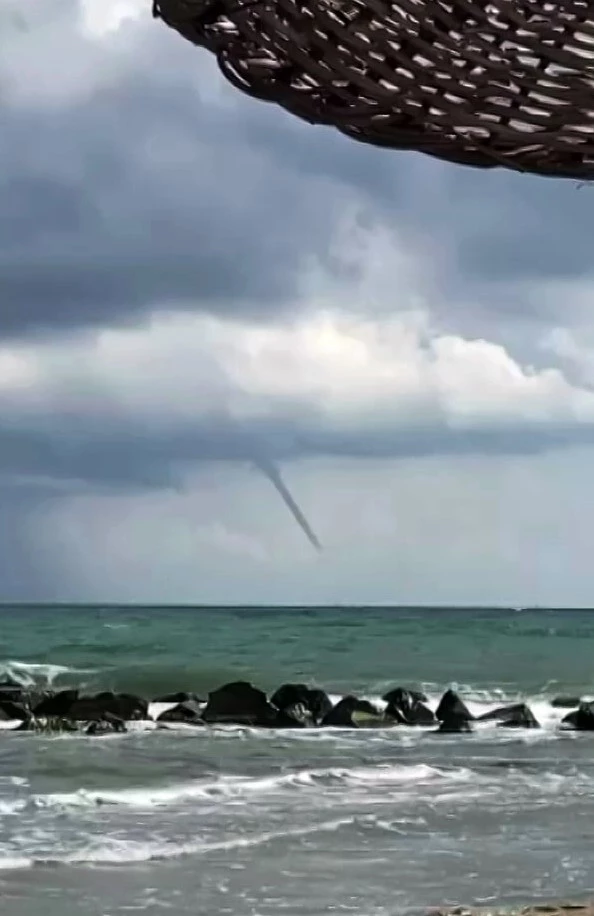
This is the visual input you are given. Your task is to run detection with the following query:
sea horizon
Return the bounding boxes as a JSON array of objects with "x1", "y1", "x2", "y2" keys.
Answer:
[{"x1": 0, "y1": 601, "x2": 592, "y2": 610}]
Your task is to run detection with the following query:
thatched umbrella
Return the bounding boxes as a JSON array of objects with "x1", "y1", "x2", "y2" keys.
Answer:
[{"x1": 153, "y1": 0, "x2": 594, "y2": 180}]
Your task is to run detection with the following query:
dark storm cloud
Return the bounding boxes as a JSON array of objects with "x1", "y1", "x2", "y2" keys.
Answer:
[
  {"x1": 229, "y1": 86, "x2": 594, "y2": 293},
  {"x1": 0, "y1": 65, "x2": 359, "y2": 338},
  {"x1": 0, "y1": 408, "x2": 592, "y2": 499},
  {"x1": 4, "y1": 12, "x2": 594, "y2": 342}
]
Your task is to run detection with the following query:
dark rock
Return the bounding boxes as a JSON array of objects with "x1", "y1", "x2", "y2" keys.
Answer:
[
  {"x1": 478, "y1": 702, "x2": 522, "y2": 722},
  {"x1": 0, "y1": 700, "x2": 29, "y2": 721},
  {"x1": 303, "y1": 688, "x2": 333, "y2": 724},
  {"x1": 382, "y1": 686, "x2": 428, "y2": 705},
  {"x1": 0, "y1": 681, "x2": 27, "y2": 704},
  {"x1": 562, "y1": 701, "x2": 594, "y2": 730},
  {"x1": 495, "y1": 704, "x2": 540, "y2": 729},
  {"x1": 476, "y1": 702, "x2": 540, "y2": 728},
  {"x1": 157, "y1": 700, "x2": 205, "y2": 725},
  {"x1": 321, "y1": 695, "x2": 385, "y2": 727},
  {"x1": 0, "y1": 685, "x2": 47, "y2": 712},
  {"x1": 271, "y1": 683, "x2": 310, "y2": 710},
  {"x1": 151, "y1": 692, "x2": 204, "y2": 704},
  {"x1": 478, "y1": 703, "x2": 539, "y2": 727},
  {"x1": 435, "y1": 689, "x2": 473, "y2": 723},
  {"x1": 274, "y1": 703, "x2": 312, "y2": 728},
  {"x1": 383, "y1": 687, "x2": 436, "y2": 725},
  {"x1": 551, "y1": 696, "x2": 582, "y2": 709},
  {"x1": 271, "y1": 683, "x2": 332, "y2": 724},
  {"x1": 22, "y1": 690, "x2": 50, "y2": 712},
  {"x1": 202, "y1": 681, "x2": 278, "y2": 726},
  {"x1": 437, "y1": 713, "x2": 473, "y2": 733},
  {"x1": 33, "y1": 689, "x2": 79, "y2": 718},
  {"x1": 403, "y1": 700, "x2": 436, "y2": 726},
  {"x1": 86, "y1": 718, "x2": 127, "y2": 736},
  {"x1": 69, "y1": 692, "x2": 148, "y2": 722}
]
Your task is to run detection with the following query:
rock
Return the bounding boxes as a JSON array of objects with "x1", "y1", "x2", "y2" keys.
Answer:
[
  {"x1": 271, "y1": 683, "x2": 310, "y2": 710},
  {"x1": 69, "y1": 692, "x2": 148, "y2": 722},
  {"x1": 551, "y1": 696, "x2": 582, "y2": 709},
  {"x1": 383, "y1": 687, "x2": 436, "y2": 725},
  {"x1": 321, "y1": 695, "x2": 385, "y2": 727},
  {"x1": 478, "y1": 702, "x2": 540, "y2": 728},
  {"x1": 562, "y1": 701, "x2": 594, "y2": 730},
  {"x1": 437, "y1": 713, "x2": 473, "y2": 733},
  {"x1": 478, "y1": 702, "x2": 522, "y2": 722},
  {"x1": 0, "y1": 700, "x2": 29, "y2": 721},
  {"x1": 275, "y1": 703, "x2": 313, "y2": 728},
  {"x1": 382, "y1": 686, "x2": 428, "y2": 705},
  {"x1": 495, "y1": 704, "x2": 540, "y2": 729},
  {"x1": 86, "y1": 718, "x2": 127, "y2": 736},
  {"x1": 157, "y1": 700, "x2": 205, "y2": 725},
  {"x1": 271, "y1": 683, "x2": 332, "y2": 724},
  {"x1": 33, "y1": 689, "x2": 79, "y2": 718},
  {"x1": 22, "y1": 690, "x2": 50, "y2": 712},
  {"x1": 304, "y1": 688, "x2": 333, "y2": 724},
  {"x1": 202, "y1": 681, "x2": 278, "y2": 726},
  {"x1": 401, "y1": 700, "x2": 436, "y2": 726},
  {"x1": 0, "y1": 684, "x2": 47, "y2": 712},
  {"x1": 352, "y1": 709, "x2": 390, "y2": 727},
  {"x1": 151, "y1": 692, "x2": 204, "y2": 704},
  {"x1": 435, "y1": 689, "x2": 473, "y2": 723},
  {"x1": 0, "y1": 680, "x2": 28, "y2": 704}
]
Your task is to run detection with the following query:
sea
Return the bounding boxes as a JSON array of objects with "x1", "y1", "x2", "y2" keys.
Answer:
[{"x1": 0, "y1": 605, "x2": 594, "y2": 916}]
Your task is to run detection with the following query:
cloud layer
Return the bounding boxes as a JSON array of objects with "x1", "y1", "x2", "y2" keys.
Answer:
[{"x1": 3, "y1": 0, "x2": 594, "y2": 602}]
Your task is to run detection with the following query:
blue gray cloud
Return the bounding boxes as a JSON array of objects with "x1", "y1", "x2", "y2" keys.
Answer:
[
  {"x1": 3, "y1": 3, "x2": 594, "y2": 343},
  {"x1": 2, "y1": 1, "x2": 594, "y2": 600}
]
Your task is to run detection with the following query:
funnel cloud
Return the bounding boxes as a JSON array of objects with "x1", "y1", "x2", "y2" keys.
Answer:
[{"x1": 254, "y1": 459, "x2": 322, "y2": 551}]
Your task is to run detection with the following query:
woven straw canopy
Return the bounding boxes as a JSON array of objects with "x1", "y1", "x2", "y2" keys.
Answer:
[{"x1": 153, "y1": 0, "x2": 594, "y2": 180}]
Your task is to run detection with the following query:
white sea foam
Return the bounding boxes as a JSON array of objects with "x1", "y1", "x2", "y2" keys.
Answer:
[
  {"x1": 0, "y1": 818, "x2": 354, "y2": 870},
  {"x1": 30, "y1": 762, "x2": 472, "y2": 812},
  {"x1": 0, "y1": 799, "x2": 26, "y2": 815},
  {"x1": 0, "y1": 660, "x2": 96, "y2": 688},
  {"x1": 0, "y1": 856, "x2": 33, "y2": 870},
  {"x1": 147, "y1": 701, "x2": 179, "y2": 721},
  {"x1": 0, "y1": 720, "x2": 23, "y2": 731}
]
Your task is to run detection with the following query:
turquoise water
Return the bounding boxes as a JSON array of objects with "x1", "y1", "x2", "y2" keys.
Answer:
[
  {"x1": 0, "y1": 605, "x2": 594, "y2": 916},
  {"x1": 3, "y1": 605, "x2": 594, "y2": 696}
]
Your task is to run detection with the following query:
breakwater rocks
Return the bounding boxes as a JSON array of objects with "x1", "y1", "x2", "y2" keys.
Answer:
[
  {"x1": 1, "y1": 676, "x2": 594, "y2": 736},
  {"x1": 432, "y1": 902, "x2": 594, "y2": 916}
]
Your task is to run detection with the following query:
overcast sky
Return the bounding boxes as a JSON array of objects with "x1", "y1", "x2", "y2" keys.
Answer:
[{"x1": 3, "y1": 0, "x2": 594, "y2": 605}]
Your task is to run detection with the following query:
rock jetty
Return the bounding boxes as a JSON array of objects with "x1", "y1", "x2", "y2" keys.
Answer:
[
  {"x1": 432, "y1": 902, "x2": 594, "y2": 916},
  {"x1": 0, "y1": 676, "x2": 590, "y2": 736}
]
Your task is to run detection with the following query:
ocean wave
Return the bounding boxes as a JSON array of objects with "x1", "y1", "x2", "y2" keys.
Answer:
[
  {"x1": 0, "y1": 660, "x2": 97, "y2": 688},
  {"x1": 0, "y1": 799, "x2": 26, "y2": 816},
  {"x1": 28, "y1": 762, "x2": 472, "y2": 811},
  {"x1": 0, "y1": 856, "x2": 34, "y2": 871},
  {"x1": 0, "y1": 818, "x2": 354, "y2": 870}
]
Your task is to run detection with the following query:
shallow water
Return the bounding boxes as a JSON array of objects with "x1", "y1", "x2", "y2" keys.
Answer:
[{"x1": 1, "y1": 606, "x2": 594, "y2": 915}]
